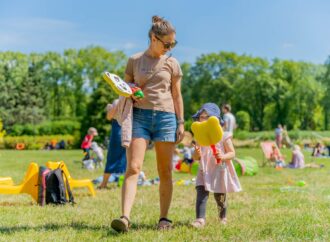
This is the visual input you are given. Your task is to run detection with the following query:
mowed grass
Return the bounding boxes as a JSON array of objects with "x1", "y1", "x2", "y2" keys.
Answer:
[{"x1": 0, "y1": 148, "x2": 330, "y2": 241}]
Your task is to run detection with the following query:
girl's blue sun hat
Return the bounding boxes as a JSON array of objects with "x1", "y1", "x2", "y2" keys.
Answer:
[{"x1": 192, "y1": 103, "x2": 224, "y2": 124}]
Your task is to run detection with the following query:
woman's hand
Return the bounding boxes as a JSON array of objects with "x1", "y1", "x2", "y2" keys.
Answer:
[
  {"x1": 176, "y1": 123, "x2": 185, "y2": 144},
  {"x1": 131, "y1": 93, "x2": 144, "y2": 104}
]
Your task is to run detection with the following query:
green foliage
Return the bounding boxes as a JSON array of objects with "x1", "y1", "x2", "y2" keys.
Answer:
[
  {"x1": 0, "y1": 48, "x2": 329, "y2": 134},
  {"x1": 233, "y1": 130, "x2": 330, "y2": 148},
  {"x1": 9, "y1": 120, "x2": 81, "y2": 136},
  {"x1": 182, "y1": 52, "x2": 326, "y2": 131},
  {"x1": 0, "y1": 47, "x2": 126, "y2": 141},
  {"x1": 0, "y1": 118, "x2": 5, "y2": 148},
  {"x1": 236, "y1": 111, "x2": 250, "y2": 131},
  {"x1": 40, "y1": 120, "x2": 81, "y2": 135},
  {"x1": 321, "y1": 56, "x2": 330, "y2": 129},
  {"x1": 3, "y1": 135, "x2": 76, "y2": 150}
]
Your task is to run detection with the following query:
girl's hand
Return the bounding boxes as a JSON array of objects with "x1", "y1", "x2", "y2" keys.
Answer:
[
  {"x1": 193, "y1": 143, "x2": 201, "y2": 157},
  {"x1": 215, "y1": 152, "x2": 224, "y2": 160},
  {"x1": 176, "y1": 124, "x2": 185, "y2": 144}
]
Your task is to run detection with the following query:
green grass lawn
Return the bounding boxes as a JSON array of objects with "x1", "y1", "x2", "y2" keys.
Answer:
[{"x1": 0, "y1": 148, "x2": 330, "y2": 241}]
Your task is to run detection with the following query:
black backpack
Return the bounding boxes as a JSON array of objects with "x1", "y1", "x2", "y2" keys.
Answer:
[{"x1": 38, "y1": 166, "x2": 75, "y2": 206}]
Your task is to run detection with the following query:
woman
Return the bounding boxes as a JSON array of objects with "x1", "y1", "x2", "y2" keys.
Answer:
[
  {"x1": 287, "y1": 145, "x2": 305, "y2": 169},
  {"x1": 111, "y1": 15, "x2": 184, "y2": 232}
]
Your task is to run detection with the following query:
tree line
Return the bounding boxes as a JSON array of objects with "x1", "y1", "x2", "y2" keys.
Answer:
[{"x1": 1, "y1": 46, "x2": 330, "y2": 141}]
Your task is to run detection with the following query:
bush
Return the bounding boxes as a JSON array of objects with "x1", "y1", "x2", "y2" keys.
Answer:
[
  {"x1": 0, "y1": 118, "x2": 5, "y2": 148},
  {"x1": 8, "y1": 120, "x2": 81, "y2": 136},
  {"x1": 48, "y1": 120, "x2": 81, "y2": 135},
  {"x1": 23, "y1": 124, "x2": 38, "y2": 135},
  {"x1": 3, "y1": 135, "x2": 77, "y2": 150},
  {"x1": 10, "y1": 124, "x2": 25, "y2": 136},
  {"x1": 37, "y1": 122, "x2": 52, "y2": 135},
  {"x1": 184, "y1": 119, "x2": 193, "y2": 132},
  {"x1": 236, "y1": 111, "x2": 250, "y2": 131}
]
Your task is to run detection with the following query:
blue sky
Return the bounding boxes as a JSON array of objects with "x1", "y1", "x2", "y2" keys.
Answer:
[{"x1": 0, "y1": 0, "x2": 330, "y2": 64}]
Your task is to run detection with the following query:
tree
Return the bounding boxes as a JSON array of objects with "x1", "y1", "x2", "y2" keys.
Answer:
[{"x1": 322, "y1": 56, "x2": 330, "y2": 130}]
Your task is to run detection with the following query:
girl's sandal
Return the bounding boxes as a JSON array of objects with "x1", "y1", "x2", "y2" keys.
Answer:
[
  {"x1": 157, "y1": 218, "x2": 173, "y2": 230},
  {"x1": 220, "y1": 218, "x2": 227, "y2": 225},
  {"x1": 191, "y1": 218, "x2": 206, "y2": 228},
  {"x1": 111, "y1": 216, "x2": 131, "y2": 233}
]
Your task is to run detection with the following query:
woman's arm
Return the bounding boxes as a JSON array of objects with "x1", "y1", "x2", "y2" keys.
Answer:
[
  {"x1": 125, "y1": 73, "x2": 134, "y2": 83},
  {"x1": 171, "y1": 76, "x2": 185, "y2": 143}
]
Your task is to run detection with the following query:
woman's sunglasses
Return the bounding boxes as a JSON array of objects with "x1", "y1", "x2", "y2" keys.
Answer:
[{"x1": 155, "y1": 35, "x2": 178, "y2": 49}]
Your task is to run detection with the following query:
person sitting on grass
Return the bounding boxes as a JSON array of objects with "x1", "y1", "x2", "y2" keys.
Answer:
[
  {"x1": 190, "y1": 103, "x2": 241, "y2": 228},
  {"x1": 270, "y1": 144, "x2": 285, "y2": 168},
  {"x1": 312, "y1": 143, "x2": 326, "y2": 157},
  {"x1": 287, "y1": 145, "x2": 305, "y2": 169}
]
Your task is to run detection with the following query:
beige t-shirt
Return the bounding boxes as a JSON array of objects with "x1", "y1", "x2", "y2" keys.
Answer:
[{"x1": 125, "y1": 51, "x2": 183, "y2": 113}]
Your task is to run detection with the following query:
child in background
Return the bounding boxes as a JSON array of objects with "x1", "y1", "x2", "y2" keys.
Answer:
[
  {"x1": 191, "y1": 103, "x2": 241, "y2": 228},
  {"x1": 270, "y1": 144, "x2": 285, "y2": 168},
  {"x1": 172, "y1": 147, "x2": 181, "y2": 170},
  {"x1": 312, "y1": 143, "x2": 326, "y2": 157},
  {"x1": 91, "y1": 142, "x2": 104, "y2": 168},
  {"x1": 181, "y1": 141, "x2": 195, "y2": 164},
  {"x1": 81, "y1": 127, "x2": 98, "y2": 161}
]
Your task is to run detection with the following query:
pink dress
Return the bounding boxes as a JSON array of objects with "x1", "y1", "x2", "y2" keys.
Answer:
[{"x1": 196, "y1": 132, "x2": 242, "y2": 193}]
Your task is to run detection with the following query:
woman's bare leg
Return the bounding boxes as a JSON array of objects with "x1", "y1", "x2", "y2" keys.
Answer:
[
  {"x1": 155, "y1": 141, "x2": 175, "y2": 219},
  {"x1": 122, "y1": 138, "x2": 148, "y2": 218}
]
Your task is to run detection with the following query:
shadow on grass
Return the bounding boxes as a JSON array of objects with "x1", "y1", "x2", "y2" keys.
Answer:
[
  {"x1": 0, "y1": 222, "x2": 120, "y2": 237},
  {"x1": 131, "y1": 220, "x2": 192, "y2": 231},
  {"x1": 73, "y1": 160, "x2": 83, "y2": 164},
  {"x1": 0, "y1": 220, "x2": 192, "y2": 237},
  {"x1": 0, "y1": 201, "x2": 35, "y2": 206}
]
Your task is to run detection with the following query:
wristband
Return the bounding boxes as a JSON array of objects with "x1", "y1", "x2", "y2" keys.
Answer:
[{"x1": 177, "y1": 119, "x2": 184, "y2": 124}]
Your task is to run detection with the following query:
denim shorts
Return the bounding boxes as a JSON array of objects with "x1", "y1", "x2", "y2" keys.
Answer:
[{"x1": 132, "y1": 108, "x2": 177, "y2": 142}]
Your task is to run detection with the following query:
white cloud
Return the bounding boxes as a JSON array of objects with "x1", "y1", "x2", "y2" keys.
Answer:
[
  {"x1": 282, "y1": 43, "x2": 295, "y2": 49},
  {"x1": 122, "y1": 42, "x2": 137, "y2": 50}
]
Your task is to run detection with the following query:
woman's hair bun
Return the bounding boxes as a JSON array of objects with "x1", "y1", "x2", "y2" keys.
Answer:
[{"x1": 152, "y1": 15, "x2": 163, "y2": 24}]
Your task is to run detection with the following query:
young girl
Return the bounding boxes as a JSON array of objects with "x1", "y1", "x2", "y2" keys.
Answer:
[
  {"x1": 81, "y1": 127, "x2": 98, "y2": 161},
  {"x1": 191, "y1": 103, "x2": 242, "y2": 228}
]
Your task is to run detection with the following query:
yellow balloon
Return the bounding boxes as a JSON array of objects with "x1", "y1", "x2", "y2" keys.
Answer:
[{"x1": 191, "y1": 116, "x2": 223, "y2": 146}]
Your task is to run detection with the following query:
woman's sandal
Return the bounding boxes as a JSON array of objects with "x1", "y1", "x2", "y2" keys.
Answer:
[
  {"x1": 191, "y1": 218, "x2": 206, "y2": 228},
  {"x1": 111, "y1": 216, "x2": 131, "y2": 233},
  {"x1": 157, "y1": 217, "x2": 173, "y2": 230}
]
